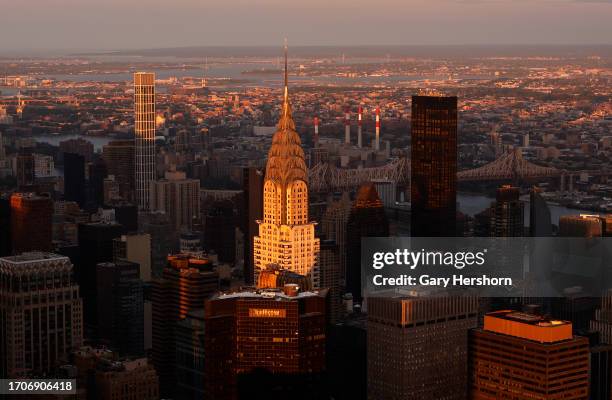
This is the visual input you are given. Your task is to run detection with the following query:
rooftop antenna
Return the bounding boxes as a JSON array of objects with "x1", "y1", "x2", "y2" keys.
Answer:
[{"x1": 284, "y1": 37, "x2": 288, "y2": 90}]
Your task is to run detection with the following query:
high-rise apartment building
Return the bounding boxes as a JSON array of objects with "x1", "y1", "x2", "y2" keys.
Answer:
[
  {"x1": 10, "y1": 192, "x2": 53, "y2": 254},
  {"x1": 411, "y1": 95, "x2": 458, "y2": 237},
  {"x1": 368, "y1": 295, "x2": 478, "y2": 400},
  {"x1": 149, "y1": 170, "x2": 200, "y2": 232},
  {"x1": 152, "y1": 254, "x2": 219, "y2": 397},
  {"x1": 0, "y1": 252, "x2": 83, "y2": 377},
  {"x1": 474, "y1": 185, "x2": 524, "y2": 237},
  {"x1": 134, "y1": 72, "x2": 156, "y2": 211},
  {"x1": 469, "y1": 310, "x2": 589, "y2": 399},
  {"x1": 346, "y1": 183, "x2": 389, "y2": 303},
  {"x1": 204, "y1": 286, "x2": 327, "y2": 400},
  {"x1": 253, "y1": 47, "x2": 320, "y2": 288}
]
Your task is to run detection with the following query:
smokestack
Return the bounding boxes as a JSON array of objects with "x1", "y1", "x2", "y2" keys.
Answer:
[
  {"x1": 375, "y1": 106, "x2": 380, "y2": 151},
  {"x1": 344, "y1": 107, "x2": 350, "y2": 145},
  {"x1": 314, "y1": 116, "x2": 319, "y2": 147},
  {"x1": 357, "y1": 106, "x2": 363, "y2": 148}
]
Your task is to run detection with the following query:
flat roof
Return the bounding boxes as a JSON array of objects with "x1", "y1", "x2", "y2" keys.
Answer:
[{"x1": 0, "y1": 252, "x2": 68, "y2": 264}]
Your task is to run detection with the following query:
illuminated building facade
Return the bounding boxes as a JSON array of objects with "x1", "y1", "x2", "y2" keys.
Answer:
[
  {"x1": 0, "y1": 252, "x2": 83, "y2": 377},
  {"x1": 469, "y1": 310, "x2": 589, "y2": 399},
  {"x1": 253, "y1": 46, "x2": 320, "y2": 288},
  {"x1": 411, "y1": 95, "x2": 458, "y2": 237},
  {"x1": 204, "y1": 286, "x2": 327, "y2": 400},
  {"x1": 559, "y1": 214, "x2": 603, "y2": 237},
  {"x1": 134, "y1": 72, "x2": 156, "y2": 211},
  {"x1": 368, "y1": 295, "x2": 478, "y2": 400}
]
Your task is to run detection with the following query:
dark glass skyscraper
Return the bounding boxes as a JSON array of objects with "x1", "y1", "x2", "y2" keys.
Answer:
[
  {"x1": 529, "y1": 187, "x2": 552, "y2": 237},
  {"x1": 64, "y1": 152, "x2": 86, "y2": 207},
  {"x1": 411, "y1": 95, "x2": 457, "y2": 237},
  {"x1": 241, "y1": 167, "x2": 263, "y2": 285},
  {"x1": 96, "y1": 260, "x2": 144, "y2": 356}
]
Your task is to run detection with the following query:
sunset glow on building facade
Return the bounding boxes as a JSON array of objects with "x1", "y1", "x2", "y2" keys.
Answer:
[
  {"x1": 253, "y1": 45, "x2": 320, "y2": 288},
  {"x1": 134, "y1": 72, "x2": 156, "y2": 211}
]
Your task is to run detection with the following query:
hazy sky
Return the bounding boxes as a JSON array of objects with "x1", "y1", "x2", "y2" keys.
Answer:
[{"x1": 1, "y1": 0, "x2": 611, "y2": 52}]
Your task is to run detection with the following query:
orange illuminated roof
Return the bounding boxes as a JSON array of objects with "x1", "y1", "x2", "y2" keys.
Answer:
[{"x1": 484, "y1": 310, "x2": 572, "y2": 343}]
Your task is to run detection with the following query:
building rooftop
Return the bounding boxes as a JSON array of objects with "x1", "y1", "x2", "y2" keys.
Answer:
[
  {"x1": 484, "y1": 310, "x2": 573, "y2": 343},
  {"x1": 0, "y1": 251, "x2": 67, "y2": 264},
  {"x1": 214, "y1": 287, "x2": 324, "y2": 301}
]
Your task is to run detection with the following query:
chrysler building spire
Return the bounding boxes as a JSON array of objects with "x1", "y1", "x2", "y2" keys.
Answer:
[{"x1": 253, "y1": 40, "x2": 320, "y2": 288}]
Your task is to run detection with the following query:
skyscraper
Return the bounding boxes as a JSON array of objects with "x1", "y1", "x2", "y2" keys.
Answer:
[
  {"x1": 96, "y1": 260, "x2": 144, "y2": 356},
  {"x1": 321, "y1": 192, "x2": 351, "y2": 279},
  {"x1": 474, "y1": 185, "x2": 524, "y2": 237},
  {"x1": 63, "y1": 152, "x2": 86, "y2": 207},
  {"x1": 88, "y1": 157, "x2": 108, "y2": 209},
  {"x1": 346, "y1": 183, "x2": 389, "y2": 303},
  {"x1": 204, "y1": 199, "x2": 237, "y2": 263},
  {"x1": 10, "y1": 192, "x2": 53, "y2": 254},
  {"x1": 529, "y1": 186, "x2": 552, "y2": 236},
  {"x1": 16, "y1": 151, "x2": 35, "y2": 188},
  {"x1": 204, "y1": 286, "x2": 327, "y2": 400},
  {"x1": 0, "y1": 195, "x2": 11, "y2": 256},
  {"x1": 241, "y1": 167, "x2": 264, "y2": 284},
  {"x1": 76, "y1": 221, "x2": 124, "y2": 329},
  {"x1": 411, "y1": 95, "x2": 458, "y2": 237},
  {"x1": 368, "y1": 294, "x2": 478, "y2": 400},
  {"x1": 253, "y1": 45, "x2": 320, "y2": 288},
  {"x1": 149, "y1": 170, "x2": 200, "y2": 232},
  {"x1": 0, "y1": 252, "x2": 83, "y2": 377},
  {"x1": 175, "y1": 310, "x2": 206, "y2": 400},
  {"x1": 134, "y1": 72, "x2": 156, "y2": 211},
  {"x1": 152, "y1": 254, "x2": 219, "y2": 397},
  {"x1": 102, "y1": 139, "x2": 135, "y2": 201},
  {"x1": 469, "y1": 310, "x2": 589, "y2": 399}
]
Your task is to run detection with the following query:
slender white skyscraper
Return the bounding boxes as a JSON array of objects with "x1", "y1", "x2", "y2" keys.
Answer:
[{"x1": 134, "y1": 72, "x2": 156, "y2": 210}]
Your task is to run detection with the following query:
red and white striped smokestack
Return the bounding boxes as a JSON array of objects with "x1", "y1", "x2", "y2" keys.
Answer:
[
  {"x1": 375, "y1": 106, "x2": 380, "y2": 151},
  {"x1": 344, "y1": 107, "x2": 350, "y2": 144},
  {"x1": 357, "y1": 106, "x2": 363, "y2": 148},
  {"x1": 314, "y1": 116, "x2": 319, "y2": 147}
]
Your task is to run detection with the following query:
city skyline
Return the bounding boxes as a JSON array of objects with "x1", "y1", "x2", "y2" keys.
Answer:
[
  {"x1": 1, "y1": 1, "x2": 612, "y2": 53},
  {"x1": 0, "y1": 26, "x2": 610, "y2": 398}
]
